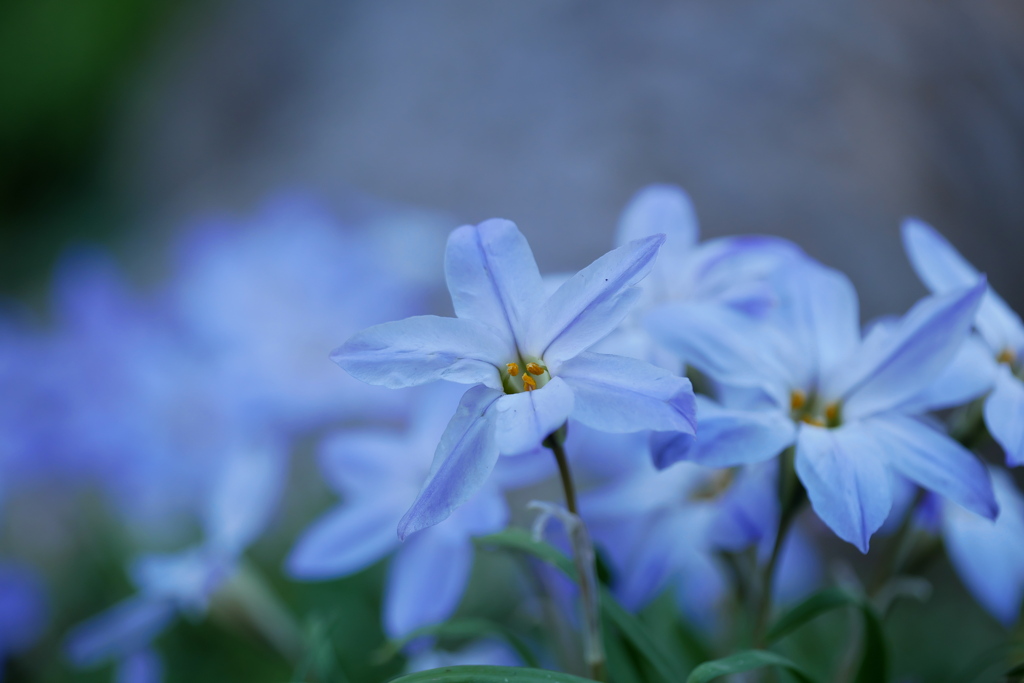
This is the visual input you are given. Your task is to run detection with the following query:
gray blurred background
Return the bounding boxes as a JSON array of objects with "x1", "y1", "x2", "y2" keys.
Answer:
[{"x1": 4, "y1": 0, "x2": 1024, "y2": 317}]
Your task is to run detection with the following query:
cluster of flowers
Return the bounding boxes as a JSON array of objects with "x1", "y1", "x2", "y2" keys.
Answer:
[
  {"x1": 322, "y1": 183, "x2": 1024, "y2": 666},
  {"x1": 0, "y1": 196, "x2": 441, "y2": 678},
  {"x1": 2, "y1": 185, "x2": 1022, "y2": 681}
]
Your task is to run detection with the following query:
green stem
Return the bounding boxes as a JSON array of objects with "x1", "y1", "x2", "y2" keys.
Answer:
[
  {"x1": 543, "y1": 430, "x2": 606, "y2": 682},
  {"x1": 753, "y1": 447, "x2": 804, "y2": 648}
]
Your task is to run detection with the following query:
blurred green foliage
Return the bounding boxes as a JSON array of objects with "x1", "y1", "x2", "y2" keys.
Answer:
[{"x1": 0, "y1": 0, "x2": 179, "y2": 298}]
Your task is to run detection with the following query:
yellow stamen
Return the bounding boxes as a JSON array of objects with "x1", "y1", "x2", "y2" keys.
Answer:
[
  {"x1": 801, "y1": 415, "x2": 824, "y2": 427},
  {"x1": 523, "y1": 375, "x2": 537, "y2": 391},
  {"x1": 526, "y1": 362, "x2": 545, "y2": 376},
  {"x1": 506, "y1": 362, "x2": 520, "y2": 377},
  {"x1": 790, "y1": 390, "x2": 807, "y2": 411},
  {"x1": 997, "y1": 348, "x2": 1017, "y2": 366},
  {"x1": 825, "y1": 402, "x2": 840, "y2": 424}
]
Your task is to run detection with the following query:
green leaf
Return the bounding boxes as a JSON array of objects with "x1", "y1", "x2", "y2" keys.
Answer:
[
  {"x1": 766, "y1": 587, "x2": 888, "y2": 683},
  {"x1": 686, "y1": 650, "x2": 818, "y2": 683},
  {"x1": 476, "y1": 529, "x2": 686, "y2": 683},
  {"x1": 385, "y1": 665, "x2": 598, "y2": 682},
  {"x1": 600, "y1": 594, "x2": 687, "y2": 683},
  {"x1": 377, "y1": 617, "x2": 540, "y2": 669}
]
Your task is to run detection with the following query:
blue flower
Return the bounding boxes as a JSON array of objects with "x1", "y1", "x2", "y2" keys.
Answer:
[
  {"x1": 903, "y1": 219, "x2": 1024, "y2": 467},
  {"x1": 941, "y1": 467, "x2": 1024, "y2": 626},
  {"x1": 169, "y1": 195, "x2": 429, "y2": 431},
  {"x1": 333, "y1": 219, "x2": 697, "y2": 539},
  {"x1": 572, "y1": 425, "x2": 818, "y2": 626},
  {"x1": 0, "y1": 562, "x2": 48, "y2": 669},
  {"x1": 596, "y1": 185, "x2": 802, "y2": 366},
  {"x1": 65, "y1": 442, "x2": 286, "y2": 675},
  {"x1": 647, "y1": 256, "x2": 996, "y2": 552},
  {"x1": 286, "y1": 385, "x2": 508, "y2": 639}
]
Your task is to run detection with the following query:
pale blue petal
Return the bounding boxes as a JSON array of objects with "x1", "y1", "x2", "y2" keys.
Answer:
[
  {"x1": 986, "y1": 366, "x2": 1024, "y2": 468},
  {"x1": 653, "y1": 396, "x2": 795, "y2": 469},
  {"x1": 493, "y1": 377, "x2": 574, "y2": 455},
  {"x1": 903, "y1": 218, "x2": 1024, "y2": 353},
  {"x1": 384, "y1": 532, "x2": 473, "y2": 638},
  {"x1": 490, "y1": 446, "x2": 553, "y2": 489},
  {"x1": 445, "y1": 219, "x2": 544, "y2": 349},
  {"x1": 834, "y1": 283, "x2": 985, "y2": 419},
  {"x1": 286, "y1": 500, "x2": 402, "y2": 579},
  {"x1": 117, "y1": 649, "x2": 163, "y2": 683},
  {"x1": 440, "y1": 480, "x2": 509, "y2": 539},
  {"x1": 645, "y1": 301, "x2": 791, "y2": 399},
  {"x1": 616, "y1": 185, "x2": 699, "y2": 254},
  {"x1": 690, "y1": 236, "x2": 804, "y2": 310},
  {"x1": 527, "y1": 235, "x2": 665, "y2": 366},
  {"x1": 331, "y1": 316, "x2": 509, "y2": 390},
  {"x1": 795, "y1": 424, "x2": 892, "y2": 553},
  {"x1": 771, "y1": 259, "x2": 860, "y2": 382},
  {"x1": 617, "y1": 523, "x2": 678, "y2": 610},
  {"x1": 713, "y1": 461, "x2": 780, "y2": 552},
  {"x1": 557, "y1": 352, "x2": 695, "y2": 435},
  {"x1": 898, "y1": 334, "x2": 996, "y2": 414},
  {"x1": 316, "y1": 430, "x2": 412, "y2": 497},
  {"x1": 398, "y1": 386, "x2": 502, "y2": 539},
  {"x1": 870, "y1": 415, "x2": 996, "y2": 519},
  {"x1": 205, "y1": 439, "x2": 286, "y2": 556},
  {"x1": 129, "y1": 549, "x2": 227, "y2": 613},
  {"x1": 675, "y1": 552, "x2": 730, "y2": 630},
  {"x1": 66, "y1": 597, "x2": 175, "y2": 667},
  {"x1": 943, "y1": 469, "x2": 1024, "y2": 625},
  {"x1": 771, "y1": 527, "x2": 823, "y2": 605}
]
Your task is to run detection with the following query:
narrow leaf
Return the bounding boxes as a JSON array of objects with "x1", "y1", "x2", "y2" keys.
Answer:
[
  {"x1": 766, "y1": 587, "x2": 888, "y2": 683},
  {"x1": 686, "y1": 650, "x2": 818, "y2": 683}
]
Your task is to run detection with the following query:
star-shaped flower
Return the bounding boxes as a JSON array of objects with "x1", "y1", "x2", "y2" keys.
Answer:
[
  {"x1": 903, "y1": 218, "x2": 1024, "y2": 467},
  {"x1": 646, "y1": 255, "x2": 996, "y2": 552},
  {"x1": 333, "y1": 219, "x2": 697, "y2": 539}
]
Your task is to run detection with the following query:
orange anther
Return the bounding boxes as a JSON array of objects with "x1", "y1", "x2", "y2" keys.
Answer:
[
  {"x1": 523, "y1": 375, "x2": 537, "y2": 391},
  {"x1": 825, "y1": 402, "x2": 840, "y2": 424},
  {"x1": 801, "y1": 415, "x2": 824, "y2": 427},
  {"x1": 506, "y1": 362, "x2": 520, "y2": 377},
  {"x1": 526, "y1": 362, "x2": 545, "y2": 376},
  {"x1": 997, "y1": 348, "x2": 1017, "y2": 366},
  {"x1": 790, "y1": 390, "x2": 807, "y2": 411}
]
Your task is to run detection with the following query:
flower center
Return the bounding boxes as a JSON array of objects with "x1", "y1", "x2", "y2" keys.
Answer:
[
  {"x1": 687, "y1": 468, "x2": 735, "y2": 502},
  {"x1": 790, "y1": 389, "x2": 842, "y2": 428},
  {"x1": 502, "y1": 360, "x2": 550, "y2": 394},
  {"x1": 997, "y1": 347, "x2": 1018, "y2": 367}
]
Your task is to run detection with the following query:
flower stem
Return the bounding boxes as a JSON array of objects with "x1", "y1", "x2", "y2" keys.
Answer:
[
  {"x1": 543, "y1": 430, "x2": 606, "y2": 682},
  {"x1": 753, "y1": 447, "x2": 804, "y2": 647}
]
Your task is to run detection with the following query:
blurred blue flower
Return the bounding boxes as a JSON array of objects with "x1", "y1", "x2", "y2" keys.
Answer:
[
  {"x1": 598, "y1": 184, "x2": 802, "y2": 367},
  {"x1": 903, "y1": 219, "x2": 1024, "y2": 467},
  {"x1": 65, "y1": 442, "x2": 286, "y2": 675},
  {"x1": 333, "y1": 219, "x2": 696, "y2": 539},
  {"x1": 0, "y1": 249, "x2": 235, "y2": 535},
  {"x1": 168, "y1": 195, "x2": 431, "y2": 432},
  {"x1": 0, "y1": 562, "x2": 48, "y2": 672},
  {"x1": 941, "y1": 467, "x2": 1024, "y2": 626},
  {"x1": 572, "y1": 425, "x2": 818, "y2": 626},
  {"x1": 287, "y1": 384, "x2": 510, "y2": 638},
  {"x1": 648, "y1": 256, "x2": 996, "y2": 552}
]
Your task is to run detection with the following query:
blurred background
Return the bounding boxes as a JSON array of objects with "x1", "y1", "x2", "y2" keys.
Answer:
[
  {"x1": 4, "y1": 0, "x2": 1024, "y2": 312},
  {"x1": 2, "y1": 1, "x2": 1024, "y2": 681}
]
